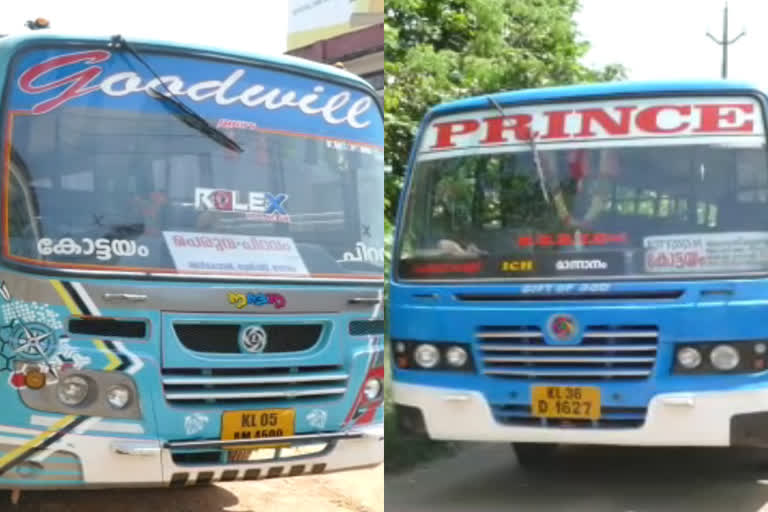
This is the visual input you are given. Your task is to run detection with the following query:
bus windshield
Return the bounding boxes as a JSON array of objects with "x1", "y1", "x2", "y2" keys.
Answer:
[
  {"x1": 3, "y1": 47, "x2": 384, "y2": 279},
  {"x1": 397, "y1": 96, "x2": 768, "y2": 280}
]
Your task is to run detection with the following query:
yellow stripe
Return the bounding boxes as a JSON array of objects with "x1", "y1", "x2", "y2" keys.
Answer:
[
  {"x1": 92, "y1": 339, "x2": 121, "y2": 370},
  {"x1": 49, "y1": 280, "x2": 81, "y2": 315},
  {"x1": 0, "y1": 415, "x2": 78, "y2": 468},
  {"x1": 49, "y1": 280, "x2": 120, "y2": 370}
]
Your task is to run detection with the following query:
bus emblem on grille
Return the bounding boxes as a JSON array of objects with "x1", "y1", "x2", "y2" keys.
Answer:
[
  {"x1": 240, "y1": 325, "x2": 268, "y2": 353},
  {"x1": 547, "y1": 314, "x2": 578, "y2": 342}
]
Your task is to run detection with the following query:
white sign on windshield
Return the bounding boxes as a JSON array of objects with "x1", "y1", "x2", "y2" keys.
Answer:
[
  {"x1": 644, "y1": 232, "x2": 768, "y2": 273},
  {"x1": 163, "y1": 231, "x2": 309, "y2": 275},
  {"x1": 419, "y1": 96, "x2": 765, "y2": 159}
]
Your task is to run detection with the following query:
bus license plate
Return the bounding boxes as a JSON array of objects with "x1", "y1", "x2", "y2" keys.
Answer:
[
  {"x1": 531, "y1": 386, "x2": 601, "y2": 420},
  {"x1": 221, "y1": 409, "x2": 295, "y2": 449}
]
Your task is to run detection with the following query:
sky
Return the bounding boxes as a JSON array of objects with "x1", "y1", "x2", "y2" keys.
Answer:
[
  {"x1": 576, "y1": 0, "x2": 768, "y2": 87},
  {"x1": 0, "y1": 0, "x2": 290, "y2": 55},
  {"x1": 3, "y1": 1, "x2": 766, "y2": 86}
]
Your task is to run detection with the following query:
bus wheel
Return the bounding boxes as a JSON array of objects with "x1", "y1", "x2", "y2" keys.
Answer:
[{"x1": 511, "y1": 442, "x2": 558, "y2": 468}]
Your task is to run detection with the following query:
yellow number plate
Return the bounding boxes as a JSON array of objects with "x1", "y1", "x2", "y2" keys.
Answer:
[
  {"x1": 221, "y1": 409, "x2": 295, "y2": 449},
  {"x1": 531, "y1": 386, "x2": 601, "y2": 420}
]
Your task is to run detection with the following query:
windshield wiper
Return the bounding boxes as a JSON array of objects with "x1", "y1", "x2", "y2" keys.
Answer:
[
  {"x1": 528, "y1": 132, "x2": 550, "y2": 204},
  {"x1": 108, "y1": 35, "x2": 243, "y2": 153},
  {"x1": 485, "y1": 96, "x2": 550, "y2": 204}
]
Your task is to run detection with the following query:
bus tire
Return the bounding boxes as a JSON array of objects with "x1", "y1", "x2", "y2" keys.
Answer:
[{"x1": 511, "y1": 442, "x2": 558, "y2": 468}]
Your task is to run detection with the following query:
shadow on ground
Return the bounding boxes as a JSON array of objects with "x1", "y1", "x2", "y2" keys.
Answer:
[{"x1": 1, "y1": 484, "x2": 251, "y2": 512}]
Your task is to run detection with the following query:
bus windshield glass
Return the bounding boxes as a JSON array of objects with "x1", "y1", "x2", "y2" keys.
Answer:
[
  {"x1": 3, "y1": 47, "x2": 384, "y2": 279},
  {"x1": 397, "y1": 96, "x2": 768, "y2": 280}
]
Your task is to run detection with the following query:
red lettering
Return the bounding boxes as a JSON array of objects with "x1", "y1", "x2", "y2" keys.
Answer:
[
  {"x1": 518, "y1": 232, "x2": 627, "y2": 248},
  {"x1": 575, "y1": 106, "x2": 635, "y2": 137},
  {"x1": 18, "y1": 50, "x2": 111, "y2": 114},
  {"x1": 480, "y1": 115, "x2": 532, "y2": 144},
  {"x1": 410, "y1": 261, "x2": 483, "y2": 275},
  {"x1": 635, "y1": 105, "x2": 691, "y2": 133},
  {"x1": 431, "y1": 120, "x2": 480, "y2": 149},
  {"x1": 541, "y1": 110, "x2": 571, "y2": 140},
  {"x1": 694, "y1": 104, "x2": 754, "y2": 133}
]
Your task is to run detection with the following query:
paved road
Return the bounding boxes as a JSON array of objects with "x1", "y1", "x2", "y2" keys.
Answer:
[
  {"x1": 386, "y1": 444, "x2": 768, "y2": 512},
  {"x1": 2, "y1": 464, "x2": 382, "y2": 512}
]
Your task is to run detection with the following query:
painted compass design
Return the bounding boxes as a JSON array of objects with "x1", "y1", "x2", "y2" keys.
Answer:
[{"x1": 8, "y1": 321, "x2": 58, "y2": 362}]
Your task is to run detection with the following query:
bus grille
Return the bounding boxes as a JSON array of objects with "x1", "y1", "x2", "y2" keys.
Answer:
[
  {"x1": 173, "y1": 323, "x2": 323, "y2": 354},
  {"x1": 491, "y1": 402, "x2": 647, "y2": 429},
  {"x1": 478, "y1": 325, "x2": 658, "y2": 381},
  {"x1": 162, "y1": 366, "x2": 348, "y2": 406}
]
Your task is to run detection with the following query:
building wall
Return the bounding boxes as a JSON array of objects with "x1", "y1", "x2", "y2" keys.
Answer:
[{"x1": 286, "y1": 23, "x2": 383, "y2": 99}]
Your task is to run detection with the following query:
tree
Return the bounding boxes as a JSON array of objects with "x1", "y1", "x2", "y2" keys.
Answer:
[{"x1": 384, "y1": 0, "x2": 625, "y2": 221}]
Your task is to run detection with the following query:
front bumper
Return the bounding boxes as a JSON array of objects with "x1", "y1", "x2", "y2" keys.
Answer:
[
  {"x1": 394, "y1": 381, "x2": 768, "y2": 447},
  {"x1": 0, "y1": 424, "x2": 383, "y2": 489}
]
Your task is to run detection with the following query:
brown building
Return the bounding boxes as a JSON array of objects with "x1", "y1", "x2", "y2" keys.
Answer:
[{"x1": 286, "y1": 22, "x2": 383, "y2": 100}]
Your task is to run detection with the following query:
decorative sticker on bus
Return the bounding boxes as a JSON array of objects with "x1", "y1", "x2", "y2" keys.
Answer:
[
  {"x1": 163, "y1": 231, "x2": 309, "y2": 274},
  {"x1": 518, "y1": 232, "x2": 628, "y2": 248},
  {"x1": 338, "y1": 242, "x2": 385, "y2": 264},
  {"x1": 418, "y1": 96, "x2": 764, "y2": 158},
  {"x1": 644, "y1": 232, "x2": 768, "y2": 273},
  {"x1": 37, "y1": 238, "x2": 150, "y2": 261},
  {"x1": 228, "y1": 292, "x2": 287, "y2": 310},
  {"x1": 11, "y1": 48, "x2": 382, "y2": 145},
  {"x1": 194, "y1": 187, "x2": 290, "y2": 223}
]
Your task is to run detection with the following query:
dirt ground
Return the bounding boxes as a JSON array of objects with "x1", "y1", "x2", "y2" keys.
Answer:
[
  {"x1": 2, "y1": 464, "x2": 383, "y2": 512},
  {"x1": 386, "y1": 443, "x2": 768, "y2": 512}
]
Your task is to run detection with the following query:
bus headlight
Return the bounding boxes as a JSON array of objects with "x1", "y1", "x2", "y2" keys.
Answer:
[
  {"x1": 446, "y1": 346, "x2": 468, "y2": 368},
  {"x1": 413, "y1": 344, "x2": 440, "y2": 368},
  {"x1": 392, "y1": 341, "x2": 475, "y2": 372},
  {"x1": 363, "y1": 378, "x2": 382, "y2": 401},
  {"x1": 56, "y1": 375, "x2": 91, "y2": 406},
  {"x1": 710, "y1": 344, "x2": 740, "y2": 371},
  {"x1": 19, "y1": 368, "x2": 141, "y2": 419},
  {"x1": 106, "y1": 385, "x2": 132, "y2": 409},
  {"x1": 676, "y1": 347, "x2": 702, "y2": 369}
]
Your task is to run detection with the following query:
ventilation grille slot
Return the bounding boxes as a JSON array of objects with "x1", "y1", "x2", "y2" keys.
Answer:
[
  {"x1": 162, "y1": 366, "x2": 348, "y2": 406},
  {"x1": 173, "y1": 323, "x2": 323, "y2": 354},
  {"x1": 349, "y1": 320, "x2": 385, "y2": 336},
  {"x1": 457, "y1": 291, "x2": 683, "y2": 302},
  {"x1": 478, "y1": 325, "x2": 658, "y2": 381},
  {"x1": 69, "y1": 318, "x2": 146, "y2": 338}
]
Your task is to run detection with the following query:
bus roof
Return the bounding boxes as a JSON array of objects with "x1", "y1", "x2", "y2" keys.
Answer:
[
  {"x1": 0, "y1": 32, "x2": 376, "y2": 95},
  {"x1": 428, "y1": 80, "x2": 764, "y2": 118}
]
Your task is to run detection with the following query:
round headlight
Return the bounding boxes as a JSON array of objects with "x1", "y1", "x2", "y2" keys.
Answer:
[
  {"x1": 755, "y1": 343, "x2": 767, "y2": 355},
  {"x1": 363, "y1": 378, "x2": 382, "y2": 401},
  {"x1": 106, "y1": 385, "x2": 132, "y2": 409},
  {"x1": 56, "y1": 375, "x2": 90, "y2": 406},
  {"x1": 677, "y1": 347, "x2": 702, "y2": 369},
  {"x1": 710, "y1": 344, "x2": 740, "y2": 371},
  {"x1": 445, "y1": 346, "x2": 468, "y2": 367},
  {"x1": 413, "y1": 344, "x2": 440, "y2": 369}
]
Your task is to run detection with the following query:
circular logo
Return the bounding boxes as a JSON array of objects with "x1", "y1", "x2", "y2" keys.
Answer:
[
  {"x1": 240, "y1": 325, "x2": 268, "y2": 353},
  {"x1": 9, "y1": 321, "x2": 58, "y2": 361},
  {"x1": 547, "y1": 314, "x2": 578, "y2": 342}
]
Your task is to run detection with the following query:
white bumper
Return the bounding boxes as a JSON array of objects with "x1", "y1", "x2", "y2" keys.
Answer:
[
  {"x1": 394, "y1": 381, "x2": 768, "y2": 446},
  {"x1": 0, "y1": 423, "x2": 383, "y2": 489}
]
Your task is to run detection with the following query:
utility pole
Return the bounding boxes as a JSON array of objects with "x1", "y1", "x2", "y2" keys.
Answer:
[{"x1": 706, "y1": 2, "x2": 745, "y2": 79}]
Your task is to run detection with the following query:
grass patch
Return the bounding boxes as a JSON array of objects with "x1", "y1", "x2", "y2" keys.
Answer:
[{"x1": 384, "y1": 346, "x2": 458, "y2": 473}]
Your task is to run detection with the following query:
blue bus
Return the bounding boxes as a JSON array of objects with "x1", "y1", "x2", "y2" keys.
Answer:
[
  {"x1": 0, "y1": 32, "x2": 384, "y2": 501},
  {"x1": 390, "y1": 81, "x2": 768, "y2": 466}
]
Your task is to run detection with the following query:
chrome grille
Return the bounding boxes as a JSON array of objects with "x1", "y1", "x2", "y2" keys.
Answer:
[
  {"x1": 478, "y1": 325, "x2": 658, "y2": 380},
  {"x1": 162, "y1": 366, "x2": 348, "y2": 406}
]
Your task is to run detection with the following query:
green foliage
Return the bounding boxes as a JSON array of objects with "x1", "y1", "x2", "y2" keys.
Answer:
[{"x1": 384, "y1": 0, "x2": 626, "y2": 220}]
